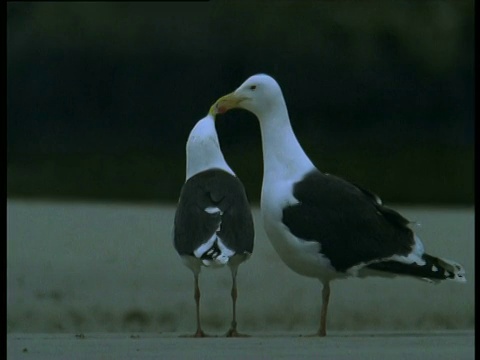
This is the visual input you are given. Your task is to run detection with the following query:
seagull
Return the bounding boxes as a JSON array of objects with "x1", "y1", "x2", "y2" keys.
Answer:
[
  {"x1": 213, "y1": 74, "x2": 466, "y2": 336},
  {"x1": 173, "y1": 105, "x2": 254, "y2": 337}
]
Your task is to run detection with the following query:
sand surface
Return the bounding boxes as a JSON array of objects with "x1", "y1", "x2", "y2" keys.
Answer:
[
  {"x1": 7, "y1": 331, "x2": 474, "y2": 360},
  {"x1": 7, "y1": 200, "x2": 474, "y2": 357}
]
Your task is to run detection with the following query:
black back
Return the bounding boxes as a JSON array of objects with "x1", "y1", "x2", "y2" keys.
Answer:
[
  {"x1": 174, "y1": 169, "x2": 254, "y2": 256},
  {"x1": 282, "y1": 170, "x2": 414, "y2": 272}
]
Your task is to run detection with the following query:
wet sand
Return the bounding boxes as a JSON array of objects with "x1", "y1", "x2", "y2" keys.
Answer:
[{"x1": 7, "y1": 331, "x2": 474, "y2": 360}]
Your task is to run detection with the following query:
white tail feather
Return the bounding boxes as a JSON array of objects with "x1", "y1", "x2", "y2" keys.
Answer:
[{"x1": 438, "y1": 257, "x2": 466, "y2": 283}]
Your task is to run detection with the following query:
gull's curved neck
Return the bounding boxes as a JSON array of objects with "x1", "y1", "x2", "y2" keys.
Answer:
[
  {"x1": 257, "y1": 98, "x2": 315, "y2": 184},
  {"x1": 186, "y1": 115, "x2": 235, "y2": 180}
]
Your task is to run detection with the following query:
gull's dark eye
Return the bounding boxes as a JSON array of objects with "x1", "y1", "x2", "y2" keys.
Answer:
[{"x1": 249, "y1": 85, "x2": 257, "y2": 90}]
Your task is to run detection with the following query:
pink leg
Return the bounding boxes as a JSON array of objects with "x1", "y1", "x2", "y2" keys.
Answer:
[
  {"x1": 318, "y1": 281, "x2": 330, "y2": 337},
  {"x1": 187, "y1": 274, "x2": 208, "y2": 338},
  {"x1": 304, "y1": 281, "x2": 330, "y2": 337},
  {"x1": 225, "y1": 271, "x2": 248, "y2": 337}
]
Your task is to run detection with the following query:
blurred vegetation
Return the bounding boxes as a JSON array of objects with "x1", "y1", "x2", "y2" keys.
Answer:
[{"x1": 7, "y1": 1, "x2": 474, "y2": 205}]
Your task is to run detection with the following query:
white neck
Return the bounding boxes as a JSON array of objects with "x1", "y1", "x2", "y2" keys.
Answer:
[
  {"x1": 185, "y1": 115, "x2": 235, "y2": 180},
  {"x1": 257, "y1": 99, "x2": 315, "y2": 185}
]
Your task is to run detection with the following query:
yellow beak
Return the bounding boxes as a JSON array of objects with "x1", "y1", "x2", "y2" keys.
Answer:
[
  {"x1": 212, "y1": 92, "x2": 248, "y2": 115},
  {"x1": 208, "y1": 104, "x2": 217, "y2": 117}
]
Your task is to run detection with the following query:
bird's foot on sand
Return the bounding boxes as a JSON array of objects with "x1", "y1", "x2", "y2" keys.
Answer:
[
  {"x1": 180, "y1": 329, "x2": 212, "y2": 338},
  {"x1": 225, "y1": 328, "x2": 250, "y2": 338}
]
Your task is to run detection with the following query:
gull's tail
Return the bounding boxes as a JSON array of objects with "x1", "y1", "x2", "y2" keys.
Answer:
[{"x1": 367, "y1": 254, "x2": 466, "y2": 284}]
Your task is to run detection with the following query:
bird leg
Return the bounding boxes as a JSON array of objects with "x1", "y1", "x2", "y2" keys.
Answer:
[
  {"x1": 318, "y1": 281, "x2": 330, "y2": 337},
  {"x1": 190, "y1": 273, "x2": 209, "y2": 337},
  {"x1": 304, "y1": 281, "x2": 330, "y2": 337},
  {"x1": 225, "y1": 270, "x2": 249, "y2": 337}
]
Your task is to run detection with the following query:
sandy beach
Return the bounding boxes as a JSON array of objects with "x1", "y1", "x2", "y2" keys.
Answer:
[{"x1": 7, "y1": 200, "x2": 474, "y2": 358}]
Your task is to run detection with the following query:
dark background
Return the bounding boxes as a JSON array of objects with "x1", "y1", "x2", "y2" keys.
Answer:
[{"x1": 7, "y1": 1, "x2": 474, "y2": 205}]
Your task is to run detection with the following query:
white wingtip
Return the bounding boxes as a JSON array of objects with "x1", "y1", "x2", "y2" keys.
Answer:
[{"x1": 439, "y1": 257, "x2": 467, "y2": 283}]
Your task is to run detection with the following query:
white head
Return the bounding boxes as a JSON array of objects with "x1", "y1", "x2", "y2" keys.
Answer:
[
  {"x1": 211, "y1": 74, "x2": 315, "y2": 181},
  {"x1": 214, "y1": 74, "x2": 286, "y2": 118},
  {"x1": 185, "y1": 106, "x2": 235, "y2": 180}
]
